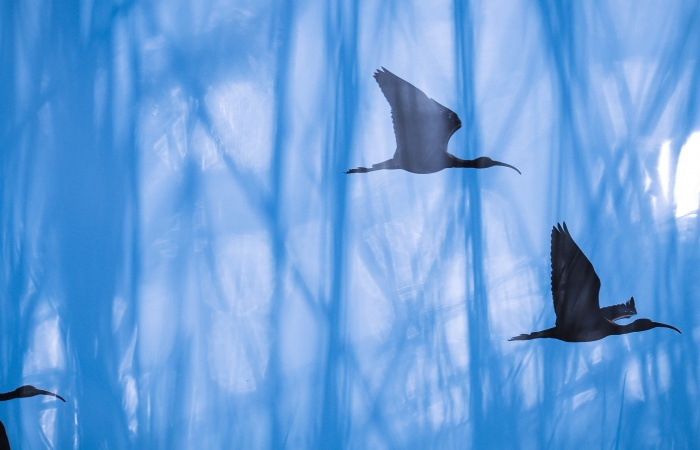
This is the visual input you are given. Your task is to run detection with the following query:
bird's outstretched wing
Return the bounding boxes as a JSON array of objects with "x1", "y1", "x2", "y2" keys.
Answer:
[
  {"x1": 600, "y1": 297, "x2": 637, "y2": 322},
  {"x1": 551, "y1": 223, "x2": 602, "y2": 331},
  {"x1": 373, "y1": 68, "x2": 461, "y2": 166}
]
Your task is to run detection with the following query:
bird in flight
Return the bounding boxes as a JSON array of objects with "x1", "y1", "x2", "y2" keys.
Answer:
[
  {"x1": 509, "y1": 223, "x2": 681, "y2": 342},
  {"x1": 0, "y1": 385, "x2": 65, "y2": 450},
  {"x1": 345, "y1": 67, "x2": 520, "y2": 175}
]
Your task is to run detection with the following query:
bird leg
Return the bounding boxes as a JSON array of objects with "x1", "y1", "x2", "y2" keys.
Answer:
[
  {"x1": 345, "y1": 158, "x2": 399, "y2": 174},
  {"x1": 508, "y1": 328, "x2": 555, "y2": 341},
  {"x1": 345, "y1": 166, "x2": 371, "y2": 174},
  {"x1": 345, "y1": 165, "x2": 383, "y2": 174}
]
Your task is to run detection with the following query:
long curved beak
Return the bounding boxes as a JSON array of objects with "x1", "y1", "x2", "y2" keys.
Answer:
[
  {"x1": 42, "y1": 390, "x2": 66, "y2": 402},
  {"x1": 492, "y1": 160, "x2": 521, "y2": 175},
  {"x1": 32, "y1": 388, "x2": 66, "y2": 402},
  {"x1": 653, "y1": 322, "x2": 682, "y2": 334}
]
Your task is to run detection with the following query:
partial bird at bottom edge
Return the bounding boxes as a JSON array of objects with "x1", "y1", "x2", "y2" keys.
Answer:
[{"x1": 0, "y1": 385, "x2": 65, "y2": 450}]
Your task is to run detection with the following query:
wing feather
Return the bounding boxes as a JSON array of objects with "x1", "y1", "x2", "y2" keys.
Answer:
[
  {"x1": 600, "y1": 297, "x2": 637, "y2": 322},
  {"x1": 551, "y1": 223, "x2": 602, "y2": 330},
  {"x1": 373, "y1": 68, "x2": 461, "y2": 166}
]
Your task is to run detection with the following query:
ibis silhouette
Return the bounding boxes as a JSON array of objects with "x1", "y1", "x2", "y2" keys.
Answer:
[
  {"x1": 345, "y1": 68, "x2": 521, "y2": 175},
  {"x1": 0, "y1": 385, "x2": 65, "y2": 450},
  {"x1": 509, "y1": 223, "x2": 681, "y2": 342}
]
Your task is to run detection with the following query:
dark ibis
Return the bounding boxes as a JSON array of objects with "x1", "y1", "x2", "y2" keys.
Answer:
[
  {"x1": 0, "y1": 385, "x2": 65, "y2": 450},
  {"x1": 509, "y1": 223, "x2": 681, "y2": 342},
  {"x1": 345, "y1": 68, "x2": 521, "y2": 175}
]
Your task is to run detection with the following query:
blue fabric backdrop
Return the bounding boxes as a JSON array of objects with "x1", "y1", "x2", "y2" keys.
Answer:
[{"x1": 1, "y1": 0, "x2": 699, "y2": 448}]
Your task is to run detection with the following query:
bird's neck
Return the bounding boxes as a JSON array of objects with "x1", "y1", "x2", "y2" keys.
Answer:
[
  {"x1": 613, "y1": 320, "x2": 650, "y2": 335},
  {"x1": 0, "y1": 390, "x2": 17, "y2": 402},
  {"x1": 453, "y1": 157, "x2": 477, "y2": 168}
]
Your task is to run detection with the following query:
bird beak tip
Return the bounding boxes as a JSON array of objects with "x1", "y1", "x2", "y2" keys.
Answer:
[
  {"x1": 494, "y1": 162, "x2": 521, "y2": 174},
  {"x1": 662, "y1": 324, "x2": 682, "y2": 334}
]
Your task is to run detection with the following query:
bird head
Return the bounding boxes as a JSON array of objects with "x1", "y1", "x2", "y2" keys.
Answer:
[
  {"x1": 631, "y1": 318, "x2": 681, "y2": 334},
  {"x1": 11, "y1": 385, "x2": 66, "y2": 402},
  {"x1": 469, "y1": 157, "x2": 521, "y2": 174}
]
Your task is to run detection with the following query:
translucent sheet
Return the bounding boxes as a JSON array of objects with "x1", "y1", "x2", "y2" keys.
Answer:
[{"x1": 1, "y1": 0, "x2": 699, "y2": 448}]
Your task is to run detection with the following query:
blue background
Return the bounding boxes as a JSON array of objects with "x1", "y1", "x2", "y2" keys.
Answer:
[{"x1": 1, "y1": 0, "x2": 699, "y2": 448}]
